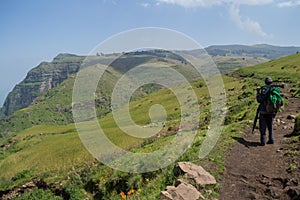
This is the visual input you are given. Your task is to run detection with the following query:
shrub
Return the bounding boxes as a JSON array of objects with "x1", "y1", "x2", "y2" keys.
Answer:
[
  {"x1": 15, "y1": 188, "x2": 62, "y2": 200},
  {"x1": 293, "y1": 114, "x2": 300, "y2": 136},
  {"x1": 11, "y1": 170, "x2": 32, "y2": 182},
  {"x1": 64, "y1": 184, "x2": 85, "y2": 200},
  {"x1": 238, "y1": 91, "x2": 253, "y2": 100}
]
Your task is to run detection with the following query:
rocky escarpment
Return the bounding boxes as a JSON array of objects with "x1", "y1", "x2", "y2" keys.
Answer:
[{"x1": 0, "y1": 54, "x2": 84, "y2": 118}]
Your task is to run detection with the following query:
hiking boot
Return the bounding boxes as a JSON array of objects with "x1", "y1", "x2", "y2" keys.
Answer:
[
  {"x1": 267, "y1": 140, "x2": 274, "y2": 144},
  {"x1": 260, "y1": 142, "x2": 266, "y2": 146}
]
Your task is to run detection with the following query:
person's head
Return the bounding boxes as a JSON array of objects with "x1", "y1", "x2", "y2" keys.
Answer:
[{"x1": 265, "y1": 77, "x2": 273, "y2": 85}]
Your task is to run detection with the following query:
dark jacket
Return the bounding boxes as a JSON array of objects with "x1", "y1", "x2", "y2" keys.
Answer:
[{"x1": 256, "y1": 85, "x2": 272, "y2": 114}]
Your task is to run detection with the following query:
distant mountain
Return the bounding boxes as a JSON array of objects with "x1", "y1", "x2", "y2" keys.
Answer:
[
  {"x1": 205, "y1": 44, "x2": 300, "y2": 59},
  {"x1": 1, "y1": 44, "x2": 299, "y2": 120}
]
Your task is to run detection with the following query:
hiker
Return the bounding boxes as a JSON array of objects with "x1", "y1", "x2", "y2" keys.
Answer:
[{"x1": 256, "y1": 77, "x2": 283, "y2": 146}]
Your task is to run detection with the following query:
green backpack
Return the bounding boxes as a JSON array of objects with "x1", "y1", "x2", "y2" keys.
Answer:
[{"x1": 266, "y1": 87, "x2": 283, "y2": 113}]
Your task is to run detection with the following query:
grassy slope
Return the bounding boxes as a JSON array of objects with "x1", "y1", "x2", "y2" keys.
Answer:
[
  {"x1": 236, "y1": 52, "x2": 300, "y2": 97},
  {"x1": 0, "y1": 77, "x2": 205, "y2": 180},
  {"x1": 0, "y1": 53, "x2": 299, "y2": 199},
  {"x1": 213, "y1": 55, "x2": 269, "y2": 73},
  {"x1": 0, "y1": 75, "x2": 251, "y2": 199},
  {"x1": 0, "y1": 56, "x2": 199, "y2": 136}
]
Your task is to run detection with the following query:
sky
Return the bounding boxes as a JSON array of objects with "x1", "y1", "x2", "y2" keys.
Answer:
[{"x1": 0, "y1": 0, "x2": 300, "y2": 106}]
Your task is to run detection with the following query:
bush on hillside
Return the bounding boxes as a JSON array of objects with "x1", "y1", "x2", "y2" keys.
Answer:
[
  {"x1": 15, "y1": 188, "x2": 62, "y2": 200},
  {"x1": 293, "y1": 114, "x2": 300, "y2": 136}
]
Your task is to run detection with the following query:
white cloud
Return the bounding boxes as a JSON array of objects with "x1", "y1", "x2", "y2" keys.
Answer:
[
  {"x1": 157, "y1": 0, "x2": 221, "y2": 7},
  {"x1": 140, "y1": 2, "x2": 151, "y2": 7},
  {"x1": 234, "y1": 0, "x2": 273, "y2": 5},
  {"x1": 277, "y1": 0, "x2": 300, "y2": 7},
  {"x1": 156, "y1": 0, "x2": 272, "y2": 38},
  {"x1": 157, "y1": 0, "x2": 271, "y2": 38},
  {"x1": 157, "y1": 0, "x2": 273, "y2": 8},
  {"x1": 229, "y1": 4, "x2": 268, "y2": 37}
]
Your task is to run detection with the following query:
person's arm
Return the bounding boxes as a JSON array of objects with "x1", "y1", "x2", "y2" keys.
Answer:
[
  {"x1": 256, "y1": 86, "x2": 269, "y2": 103},
  {"x1": 256, "y1": 87, "x2": 263, "y2": 103}
]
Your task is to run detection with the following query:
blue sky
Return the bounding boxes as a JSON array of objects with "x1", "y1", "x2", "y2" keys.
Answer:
[{"x1": 1, "y1": 0, "x2": 300, "y2": 105}]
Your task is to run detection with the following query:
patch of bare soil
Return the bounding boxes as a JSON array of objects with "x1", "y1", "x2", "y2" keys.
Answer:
[{"x1": 219, "y1": 93, "x2": 300, "y2": 200}]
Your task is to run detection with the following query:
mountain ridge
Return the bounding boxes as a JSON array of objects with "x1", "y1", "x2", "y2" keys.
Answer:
[
  {"x1": 1, "y1": 44, "x2": 300, "y2": 120},
  {"x1": 205, "y1": 44, "x2": 300, "y2": 59}
]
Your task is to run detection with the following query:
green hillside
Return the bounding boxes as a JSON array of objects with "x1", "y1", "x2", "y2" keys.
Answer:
[
  {"x1": 0, "y1": 53, "x2": 299, "y2": 199},
  {"x1": 0, "y1": 74, "x2": 257, "y2": 199},
  {"x1": 0, "y1": 54, "x2": 200, "y2": 136},
  {"x1": 236, "y1": 52, "x2": 300, "y2": 97}
]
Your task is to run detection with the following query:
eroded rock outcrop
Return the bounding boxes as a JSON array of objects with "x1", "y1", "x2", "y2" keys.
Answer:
[
  {"x1": 160, "y1": 182, "x2": 204, "y2": 200},
  {"x1": 174, "y1": 162, "x2": 217, "y2": 185},
  {"x1": 0, "y1": 54, "x2": 83, "y2": 117},
  {"x1": 161, "y1": 162, "x2": 216, "y2": 200}
]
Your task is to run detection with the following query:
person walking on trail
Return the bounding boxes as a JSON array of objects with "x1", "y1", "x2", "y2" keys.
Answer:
[{"x1": 256, "y1": 77, "x2": 284, "y2": 146}]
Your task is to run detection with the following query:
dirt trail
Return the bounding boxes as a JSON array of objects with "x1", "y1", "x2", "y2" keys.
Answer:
[{"x1": 219, "y1": 91, "x2": 300, "y2": 200}]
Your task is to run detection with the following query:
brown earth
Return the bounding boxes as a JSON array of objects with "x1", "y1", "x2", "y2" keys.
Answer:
[{"x1": 219, "y1": 92, "x2": 300, "y2": 199}]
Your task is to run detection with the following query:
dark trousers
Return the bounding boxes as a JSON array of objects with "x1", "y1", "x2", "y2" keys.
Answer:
[{"x1": 259, "y1": 113, "x2": 274, "y2": 144}]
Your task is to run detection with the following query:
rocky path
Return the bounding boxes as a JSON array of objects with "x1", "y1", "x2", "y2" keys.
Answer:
[{"x1": 219, "y1": 93, "x2": 300, "y2": 199}]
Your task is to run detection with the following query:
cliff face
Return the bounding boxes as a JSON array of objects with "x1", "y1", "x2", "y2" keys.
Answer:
[{"x1": 0, "y1": 54, "x2": 84, "y2": 118}]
